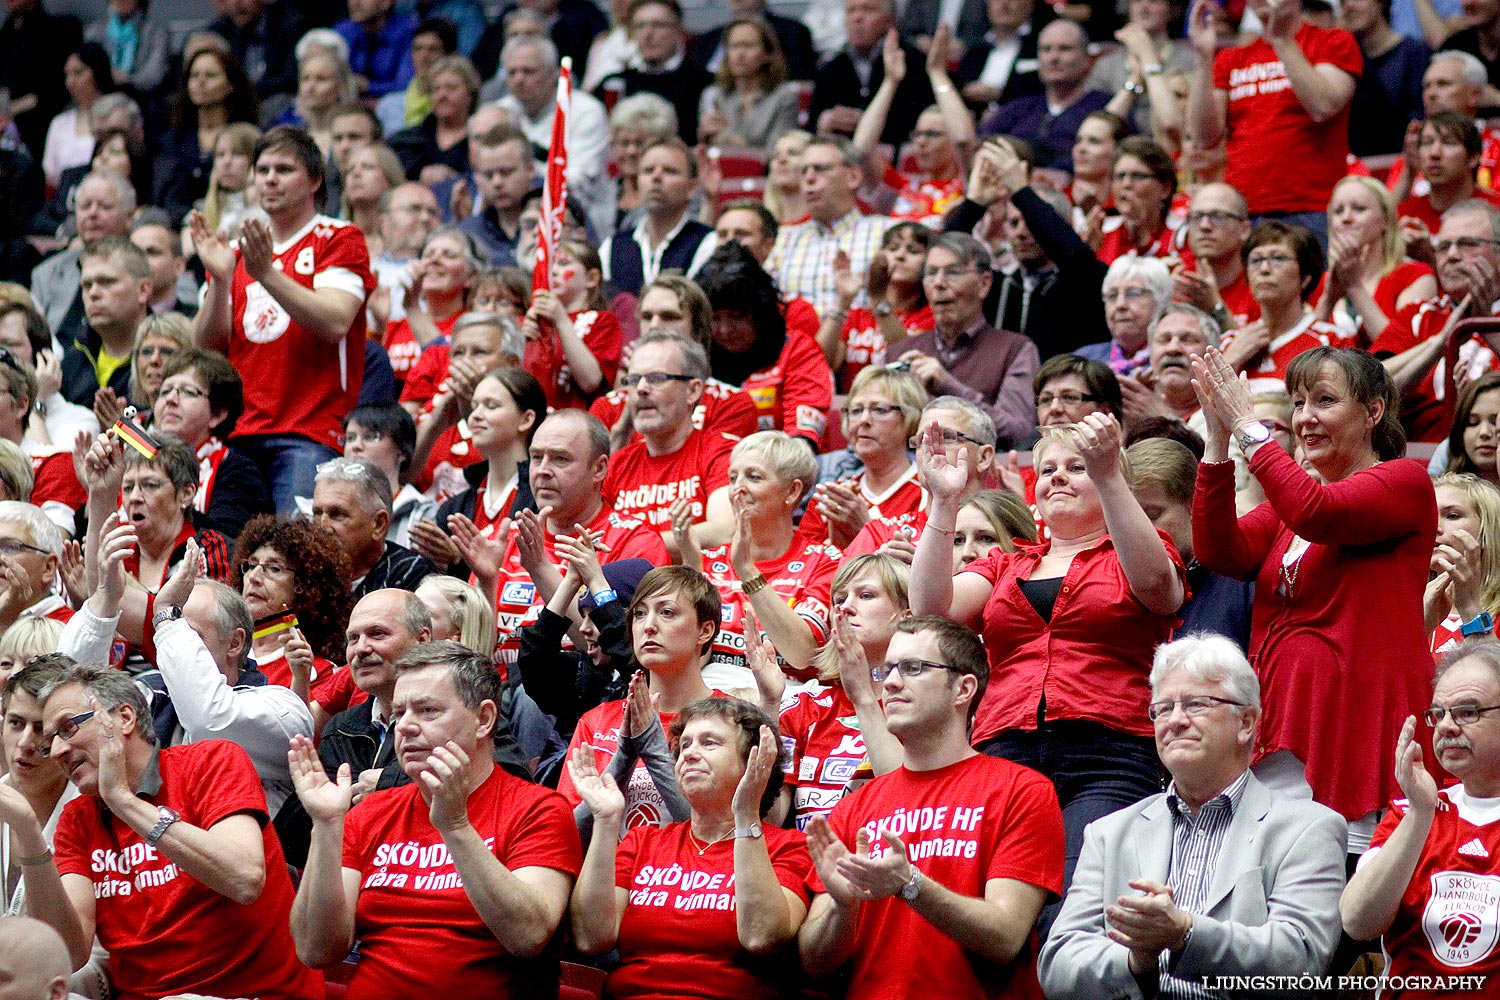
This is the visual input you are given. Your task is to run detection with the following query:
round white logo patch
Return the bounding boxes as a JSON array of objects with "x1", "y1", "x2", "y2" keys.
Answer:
[
  {"x1": 1421, "y1": 872, "x2": 1500, "y2": 968},
  {"x1": 242, "y1": 281, "x2": 290, "y2": 344}
]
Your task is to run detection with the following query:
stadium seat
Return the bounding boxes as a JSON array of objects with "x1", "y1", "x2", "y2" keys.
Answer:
[{"x1": 560, "y1": 961, "x2": 607, "y2": 1000}]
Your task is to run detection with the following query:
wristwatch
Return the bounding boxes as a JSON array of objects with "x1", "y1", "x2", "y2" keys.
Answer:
[
  {"x1": 152, "y1": 604, "x2": 183, "y2": 630},
  {"x1": 873, "y1": 301, "x2": 895, "y2": 318},
  {"x1": 742, "y1": 573, "x2": 770, "y2": 597},
  {"x1": 1234, "y1": 421, "x2": 1272, "y2": 452},
  {"x1": 899, "y1": 866, "x2": 924, "y2": 902},
  {"x1": 1460, "y1": 611, "x2": 1495, "y2": 637},
  {"x1": 145, "y1": 805, "x2": 181, "y2": 847},
  {"x1": 734, "y1": 823, "x2": 763, "y2": 839}
]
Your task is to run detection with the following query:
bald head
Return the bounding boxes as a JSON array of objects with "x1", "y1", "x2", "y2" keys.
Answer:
[{"x1": 0, "y1": 916, "x2": 70, "y2": 1000}]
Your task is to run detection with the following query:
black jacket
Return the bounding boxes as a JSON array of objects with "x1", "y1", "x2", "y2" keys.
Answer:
[
  {"x1": 59, "y1": 328, "x2": 133, "y2": 409},
  {"x1": 517, "y1": 601, "x2": 632, "y2": 741},
  {"x1": 807, "y1": 41, "x2": 936, "y2": 146},
  {"x1": 201, "y1": 447, "x2": 272, "y2": 542}
]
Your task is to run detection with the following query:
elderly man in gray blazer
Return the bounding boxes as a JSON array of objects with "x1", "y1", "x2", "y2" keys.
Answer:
[{"x1": 1039, "y1": 633, "x2": 1347, "y2": 999}]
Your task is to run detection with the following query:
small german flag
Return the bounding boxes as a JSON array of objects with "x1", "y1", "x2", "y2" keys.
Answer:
[
  {"x1": 253, "y1": 610, "x2": 299, "y2": 640},
  {"x1": 109, "y1": 406, "x2": 159, "y2": 460}
]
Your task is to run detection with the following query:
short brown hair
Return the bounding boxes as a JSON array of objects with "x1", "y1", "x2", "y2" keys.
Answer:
[
  {"x1": 892, "y1": 615, "x2": 988, "y2": 728},
  {"x1": 668, "y1": 697, "x2": 784, "y2": 815},
  {"x1": 628, "y1": 566, "x2": 721, "y2": 659}
]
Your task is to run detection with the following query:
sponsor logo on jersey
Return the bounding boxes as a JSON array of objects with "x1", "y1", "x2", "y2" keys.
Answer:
[
  {"x1": 820, "y1": 757, "x2": 861, "y2": 783},
  {"x1": 501, "y1": 581, "x2": 536, "y2": 605},
  {"x1": 831, "y1": 733, "x2": 866, "y2": 756},
  {"x1": 798, "y1": 756, "x2": 818, "y2": 782},
  {"x1": 780, "y1": 737, "x2": 797, "y2": 772}
]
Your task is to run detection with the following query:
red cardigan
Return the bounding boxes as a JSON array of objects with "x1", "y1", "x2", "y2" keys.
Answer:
[{"x1": 1193, "y1": 445, "x2": 1436, "y2": 822}]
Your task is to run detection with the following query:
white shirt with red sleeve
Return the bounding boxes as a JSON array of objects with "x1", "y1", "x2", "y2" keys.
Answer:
[
  {"x1": 1360, "y1": 787, "x2": 1500, "y2": 995},
  {"x1": 808, "y1": 753, "x2": 1065, "y2": 1000},
  {"x1": 698, "y1": 537, "x2": 838, "y2": 689},
  {"x1": 339, "y1": 764, "x2": 582, "y2": 999},
  {"x1": 603, "y1": 429, "x2": 737, "y2": 532},
  {"x1": 1220, "y1": 313, "x2": 1343, "y2": 393},
  {"x1": 51, "y1": 741, "x2": 319, "y2": 1000},
  {"x1": 224, "y1": 214, "x2": 375, "y2": 448}
]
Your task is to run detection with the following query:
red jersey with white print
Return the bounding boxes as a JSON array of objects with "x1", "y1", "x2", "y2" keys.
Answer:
[
  {"x1": 491, "y1": 504, "x2": 668, "y2": 659},
  {"x1": 400, "y1": 343, "x2": 450, "y2": 409},
  {"x1": 556, "y1": 693, "x2": 730, "y2": 833},
  {"x1": 839, "y1": 303, "x2": 934, "y2": 392},
  {"x1": 779, "y1": 684, "x2": 869, "y2": 828},
  {"x1": 741, "y1": 328, "x2": 833, "y2": 445},
  {"x1": 1220, "y1": 313, "x2": 1343, "y2": 393},
  {"x1": 29, "y1": 449, "x2": 85, "y2": 513},
  {"x1": 808, "y1": 753, "x2": 1065, "y2": 1000},
  {"x1": 609, "y1": 822, "x2": 813, "y2": 1000},
  {"x1": 842, "y1": 508, "x2": 930, "y2": 558},
  {"x1": 1398, "y1": 187, "x2": 1500, "y2": 235},
  {"x1": 882, "y1": 166, "x2": 965, "y2": 226},
  {"x1": 1373, "y1": 297, "x2": 1500, "y2": 442},
  {"x1": 1214, "y1": 24, "x2": 1363, "y2": 214},
  {"x1": 383, "y1": 310, "x2": 462, "y2": 380},
  {"x1": 340, "y1": 763, "x2": 582, "y2": 999},
  {"x1": 523, "y1": 309, "x2": 622, "y2": 412},
  {"x1": 589, "y1": 378, "x2": 761, "y2": 442},
  {"x1": 604, "y1": 429, "x2": 737, "y2": 532},
  {"x1": 223, "y1": 214, "x2": 374, "y2": 448},
  {"x1": 52, "y1": 741, "x2": 318, "y2": 1000},
  {"x1": 799, "y1": 464, "x2": 925, "y2": 547},
  {"x1": 1097, "y1": 216, "x2": 1184, "y2": 265},
  {"x1": 1429, "y1": 611, "x2": 1500, "y2": 658},
  {"x1": 1365, "y1": 788, "x2": 1500, "y2": 995},
  {"x1": 698, "y1": 538, "x2": 838, "y2": 687}
]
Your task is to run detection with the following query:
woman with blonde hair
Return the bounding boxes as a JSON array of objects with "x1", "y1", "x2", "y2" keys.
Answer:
[
  {"x1": 0, "y1": 617, "x2": 63, "y2": 689},
  {"x1": 275, "y1": 48, "x2": 355, "y2": 157},
  {"x1": 952, "y1": 488, "x2": 1037, "y2": 572},
  {"x1": 1426, "y1": 472, "x2": 1500, "y2": 655},
  {"x1": 416, "y1": 574, "x2": 498, "y2": 657},
  {"x1": 763, "y1": 129, "x2": 810, "y2": 224},
  {"x1": 340, "y1": 143, "x2": 405, "y2": 252},
  {"x1": 201, "y1": 121, "x2": 261, "y2": 238},
  {"x1": 125, "y1": 312, "x2": 191, "y2": 414},
  {"x1": 1315, "y1": 175, "x2": 1437, "y2": 345},
  {"x1": 0, "y1": 439, "x2": 33, "y2": 502},
  {"x1": 697, "y1": 18, "x2": 799, "y2": 150}
]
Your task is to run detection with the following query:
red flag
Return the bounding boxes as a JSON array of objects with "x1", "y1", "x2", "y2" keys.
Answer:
[{"x1": 532, "y1": 57, "x2": 571, "y2": 297}]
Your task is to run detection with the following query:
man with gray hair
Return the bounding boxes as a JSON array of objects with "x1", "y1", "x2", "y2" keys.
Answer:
[
  {"x1": 1341, "y1": 637, "x2": 1500, "y2": 984},
  {"x1": 372, "y1": 182, "x2": 441, "y2": 327},
  {"x1": 1120, "y1": 303, "x2": 1222, "y2": 428},
  {"x1": 897, "y1": 233, "x2": 1039, "y2": 449},
  {"x1": 1040, "y1": 633, "x2": 1346, "y2": 998},
  {"x1": 12, "y1": 662, "x2": 317, "y2": 998},
  {"x1": 0, "y1": 500, "x2": 68, "y2": 634},
  {"x1": 32, "y1": 169, "x2": 136, "y2": 346},
  {"x1": 312, "y1": 456, "x2": 435, "y2": 597}
]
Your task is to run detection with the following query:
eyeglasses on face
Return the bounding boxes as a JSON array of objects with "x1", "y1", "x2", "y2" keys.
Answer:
[
  {"x1": 1430, "y1": 236, "x2": 1500, "y2": 255},
  {"x1": 1037, "y1": 391, "x2": 1100, "y2": 409},
  {"x1": 1186, "y1": 209, "x2": 1247, "y2": 226},
  {"x1": 871, "y1": 658, "x2": 960, "y2": 682},
  {"x1": 1246, "y1": 251, "x2": 1296, "y2": 269},
  {"x1": 620, "y1": 372, "x2": 694, "y2": 388},
  {"x1": 847, "y1": 403, "x2": 904, "y2": 420},
  {"x1": 157, "y1": 383, "x2": 208, "y2": 401},
  {"x1": 0, "y1": 538, "x2": 51, "y2": 557},
  {"x1": 39, "y1": 710, "x2": 96, "y2": 758},
  {"x1": 240, "y1": 559, "x2": 292, "y2": 579},
  {"x1": 1424, "y1": 703, "x2": 1500, "y2": 727},
  {"x1": 1146, "y1": 695, "x2": 1246, "y2": 722},
  {"x1": 1103, "y1": 286, "x2": 1154, "y2": 303},
  {"x1": 1112, "y1": 169, "x2": 1157, "y2": 184}
]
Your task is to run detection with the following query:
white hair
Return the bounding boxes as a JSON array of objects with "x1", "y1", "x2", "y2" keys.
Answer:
[
  {"x1": 1149, "y1": 633, "x2": 1261, "y2": 710},
  {"x1": 81, "y1": 167, "x2": 136, "y2": 214},
  {"x1": 502, "y1": 33, "x2": 560, "y2": 75},
  {"x1": 0, "y1": 501, "x2": 63, "y2": 556},
  {"x1": 314, "y1": 456, "x2": 393, "y2": 514},
  {"x1": 1432, "y1": 49, "x2": 1489, "y2": 89},
  {"x1": 295, "y1": 27, "x2": 350, "y2": 66},
  {"x1": 1103, "y1": 255, "x2": 1173, "y2": 307}
]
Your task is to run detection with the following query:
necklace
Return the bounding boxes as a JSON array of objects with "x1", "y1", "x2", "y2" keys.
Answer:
[{"x1": 687, "y1": 825, "x2": 734, "y2": 855}]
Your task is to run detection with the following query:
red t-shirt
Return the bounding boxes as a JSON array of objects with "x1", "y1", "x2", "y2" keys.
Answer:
[
  {"x1": 1218, "y1": 270, "x2": 1260, "y2": 329},
  {"x1": 400, "y1": 343, "x2": 451, "y2": 409},
  {"x1": 556, "y1": 693, "x2": 729, "y2": 832},
  {"x1": 838, "y1": 303, "x2": 934, "y2": 392},
  {"x1": 882, "y1": 166, "x2": 966, "y2": 226},
  {"x1": 1214, "y1": 24, "x2": 1362, "y2": 214},
  {"x1": 1097, "y1": 215, "x2": 1184, "y2": 265},
  {"x1": 609, "y1": 822, "x2": 813, "y2": 1000},
  {"x1": 523, "y1": 309, "x2": 623, "y2": 412},
  {"x1": 779, "y1": 685, "x2": 868, "y2": 828},
  {"x1": 1220, "y1": 313, "x2": 1343, "y2": 392},
  {"x1": 29, "y1": 449, "x2": 86, "y2": 512},
  {"x1": 603, "y1": 429, "x2": 737, "y2": 533},
  {"x1": 698, "y1": 537, "x2": 838, "y2": 684},
  {"x1": 1366, "y1": 789, "x2": 1500, "y2": 992},
  {"x1": 1398, "y1": 187, "x2": 1500, "y2": 235},
  {"x1": 784, "y1": 297, "x2": 820, "y2": 343},
  {"x1": 491, "y1": 504, "x2": 669, "y2": 659},
  {"x1": 418, "y1": 418, "x2": 489, "y2": 501},
  {"x1": 311, "y1": 660, "x2": 370, "y2": 717},
  {"x1": 1373, "y1": 297, "x2": 1500, "y2": 442},
  {"x1": 222, "y1": 214, "x2": 375, "y2": 448},
  {"x1": 341, "y1": 764, "x2": 580, "y2": 998},
  {"x1": 798, "y1": 464, "x2": 925, "y2": 548},
  {"x1": 742, "y1": 329, "x2": 833, "y2": 445},
  {"x1": 52, "y1": 741, "x2": 318, "y2": 1000},
  {"x1": 1389, "y1": 126, "x2": 1500, "y2": 195},
  {"x1": 960, "y1": 533, "x2": 1185, "y2": 745},
  {"x1": 383, "y1": 310, "x2": 462, "y2": 380},
  {"x1": 808, "y1": 753, "x2": 1065, "y2": 1000},
  {"x1": 589, "y1": 378, "x2": 761, "y2": 442},
  {"x1": 843, "y1": 508, "x2": 930, "y2": 558}
]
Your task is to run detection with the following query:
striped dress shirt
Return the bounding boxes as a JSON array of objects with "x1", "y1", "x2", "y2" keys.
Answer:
[{"x1": 1160, "y1": 770, "x2": 1250, "y2": 999}]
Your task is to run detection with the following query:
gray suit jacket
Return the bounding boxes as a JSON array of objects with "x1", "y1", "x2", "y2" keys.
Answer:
[
  {"x1": 31, "y1": 246, "x2": 80, "y2": 337},
  {"x1": 1038, "y1": 772, "x2": 1347, "y2": 1000}
]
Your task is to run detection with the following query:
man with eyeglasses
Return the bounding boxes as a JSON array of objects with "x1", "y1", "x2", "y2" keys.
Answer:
[
  {"x1": 602, "y1": 334, "x2": 735, "y2": 545},
  {"x1": 11, "y1": 662, "x2": 318, "y2": 1000},
  {"x1": 1174, "y1": 182, "x2": 1259, "y2": 331},
  {"x1": 1373, "y1": 199, "x2": 1500, "y2": 443},
  {"x1": 1119, "y1": 304, "x2": 1220, "y2": 428},
  {"x1": 1041, "y1": 633, "x2": 1346, "y2": 997},
  {"x1": 1342, "y1": 638, "x2": 1500, "y2": 986},
  {"x1": 372, "y1": 182, "x2": 442, "y2": 326},
  {"x1": 896, "y1": 233, "x2": 1038, "y2": 450},
  {"x1": 0, "y1": 501, "x2": 71, "y2": 636},
  {"x1": 800, "y1": 615, "x2": 1065, "y2": 999}
]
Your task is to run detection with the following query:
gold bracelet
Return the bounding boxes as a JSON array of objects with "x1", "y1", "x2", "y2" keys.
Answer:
[
  {"x1": 16, "y1": 847, "x2": 53, "y2": 866},
  {"x1": 742, "y1": 573, "x2": 770, "y2": 597}
]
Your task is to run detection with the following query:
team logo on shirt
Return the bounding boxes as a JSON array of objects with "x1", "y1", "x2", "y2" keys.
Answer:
[
  {"x1": 242, "y1": 282, "x2": 290, "y2": 343},
  {"x1": 788, "y1": 561, "x2": 805, "y2": 573},
  {"x1": 1422, "y1": 872, "x2": 1500, "y2": 967}
]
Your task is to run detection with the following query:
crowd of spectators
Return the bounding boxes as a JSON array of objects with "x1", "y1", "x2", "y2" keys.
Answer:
[{"x1": 1, "y1": 0, "x2": 1500, "y2": 996}]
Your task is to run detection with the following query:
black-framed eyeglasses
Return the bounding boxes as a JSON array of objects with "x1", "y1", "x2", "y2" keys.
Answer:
[
  {"x1": 620, "y1": 372, "x2": 694, "y2": 388},
  {"x1": 1147, "y1": 695, "x2": 1246, "y2": 722},
  {"x1": 872, "y1": 658, "x2": 960, "y2": 682},
  {"x1": 157, "y1": 383, "x2": 209, "y2": 402},
  {"x1": 38, "y1": 710, "x2": 96, "y2": 758},
  {"x1": 1037, "y1": 391, "x2": 1100, "y2": 409},
  {"x1": 848, "y1": 403, "x2": 905, "y2": 420},
  {"x1": 911, "y1": 428, "x2": 985, "y2": 449},
  {"x1": 0, "y1": 347, "x2": 23, "y2": 376},
  {"x1": 0, "y1": 538, "x2": 51, "y2": 557},
  {"x1": 1424, "y1": 703, "x2": 1500, "y2": 727},
  {"x1": 240, "y1": 559, "x2": 292, "y2": 579}
]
